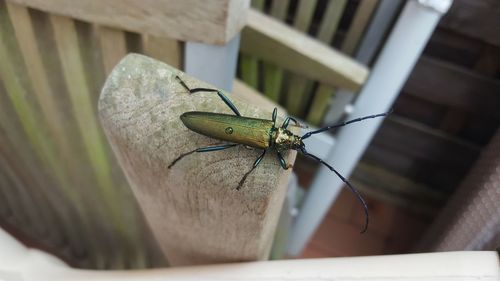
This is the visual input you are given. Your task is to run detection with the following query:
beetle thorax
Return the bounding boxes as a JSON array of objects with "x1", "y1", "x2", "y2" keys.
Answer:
[{"x1": 273, "y1": 127, "x2": 303, "y2": 153}]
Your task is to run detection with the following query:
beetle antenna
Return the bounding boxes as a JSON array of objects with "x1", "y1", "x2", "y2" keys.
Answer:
[
  {"x1": 301, "y1": 110, "x2": 392, "y2": 140},
  {"x1": 299, "y1": 147, "x2": 369, "y2": 233}
]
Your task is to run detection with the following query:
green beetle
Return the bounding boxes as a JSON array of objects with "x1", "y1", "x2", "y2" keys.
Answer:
[{"x1": 169, "y1": 75, "x2": 389, "y2": 233}]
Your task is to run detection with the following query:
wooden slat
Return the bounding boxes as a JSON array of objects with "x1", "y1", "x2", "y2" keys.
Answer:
[
  {"x1": 352, "y1": 162, "x2": 446, "y2": 216},
  {"x1": 440, "y1": 0, "x2": 500, "y2": 47},
  {"x1": 306, "y1": 0, "x2": 349, "y2": 125},
  {"x1": 403, "y1": 56, "x2": 500, "y2": 119},
  {"x1": 241, "y1": 9, "x2": 369, "y2": 91},
  {"x1": 6, "y1": 0, "x2": 250, "y2": 44},
  {"x1": 6, "y1": 6, "x2": 97, "y2": 235},
  {"x1": 293, "y1": 0, "x2": 317, "y2": 32},
  {"x1": 0, "y1": 5, "x2": 92, "y2": 261},
  {"x1": 30, "y1": 11, "x2": 122, "y2": 267},
  {"x1": 285, "y1": 0, "x2": 318, "y2": 116},
  {"x1": 306, "y1": 85, "x2": 333, "y2": 125},
  {"x1": 50, "y1": 14, "x2": 135, "y2": 268},
  {"x1": 142, "y1": 34, "x2": 182, "y2": 69},
  {"x1": 238, "y1": 0, "x2": 265, "y2": 90},
  {"x1": 474, "y1": 44, "x2": 500, "y2": 77},
  {"x1": 366, "y1": 116, "x2": 480, "y2": 192},
  {"x1": 317, "y1": 0, "x2": 348, "y2": 43},
  {"x1": 341, "y1": 0, "x2": 379, "y2": 55},
  {"x1": 424, "y1": 28, "x2": 483, "y2": 68},
  {"x1": 97, "y1": 26, "x2": 128, "y2": 75},
  {"x1": 439, "y1": 42, "x2": 500, "y2": 136},
  {"x1": 51, "y1": 15, "x2": 117, "y2": 224},
  {"x1": 262, "y1": 0, "x2": 290, "y2": 102}
]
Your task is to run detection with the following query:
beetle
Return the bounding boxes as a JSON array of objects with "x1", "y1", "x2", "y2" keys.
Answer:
[{"x1": 169, "y1": 75, "x2": 389, "y2": 233}]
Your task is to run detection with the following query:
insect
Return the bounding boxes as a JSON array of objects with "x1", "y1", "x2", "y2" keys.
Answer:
[{"x1": 169, "y1": 75, "x2": 389, "y2": 233}]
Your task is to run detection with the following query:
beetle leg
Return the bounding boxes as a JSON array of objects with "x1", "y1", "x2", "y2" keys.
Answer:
[
  {"x1": 175, "y1": 75, "x2": 241, "y2": 116},
  {"x1": 237, "y1": 149, "x2": 267, "y2": 190},
  {"x1": 168, "y1": 143, "x2": 239, "y2": 168},
  {"x1": 277, "y1": 152, "x2": 293, "y2": 169}
]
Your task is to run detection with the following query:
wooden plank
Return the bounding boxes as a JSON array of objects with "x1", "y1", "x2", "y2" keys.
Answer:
[
  {"x1": 352, "y1": 162, "x2": 446, "y2": 216},
  {"x1": 6, "y1": 6, "x2": 101, "y2": 233},
  {"x1": 74, "y1": 22, "x2": 106, "y2": 106},
  {"x1": 238, "y1": 0, "x2": 265, "y2": 90},
  {"x1": 51, "y1": 15, "x2": 118, "y2": 224},
  {"x1": 241, "y1": 9, "x2": 369, "y2": 91},
  {"x1": 424, "y1": 28, "x2": 483, "y2": 68},
  {"x1": 393, "y1": 94, "x2": 444, "y2": 128},
  {"x1": 98, "y1": 54, "x2": 296, "y2": 265},
  {"x1": 2, "y1": 2, "x2": 59, "y2": 238},
  {"x1": 142, "y1": 34, "x2": 182, "y2": 69},
  {"x1": 97, "y1": 26, "x2": 128, "y2": 75},
  {"x1": 306, "y1": 85, "x2": 334, "y2": 126},
  {"x1": 6, "y1": 0, "x2": 250, "y2": 45},
  {"x1": 439, "y1": 0, "x2": 500, "y2": 47},
  {"x1": 317, "y1": 0, "x2": 348, "y2": 43},
  {"x1": 404, "y1": 56, "x2": 500, "y2": 119},
  {"x1": 261, "y1": 0, "x2": 290, "y2": 102},
  {"x1": 29, "y1": 10, "x2": 128, "y2": 267},
  {"x1": 341, "y1": 0, "x2": 379, "y2": 55},
  {"x1": 438, "y1": 43, "x2": 500, "y2": 136},
  {"x1": 0, "y1": 5, "x2": 91, "y2": 262},
  {"x1": 293, "y1": 0, "x2": 317, "y2": 32},
  {"x1": 50, "y1": 14, "x2": 139, "y2": 268},
  {"x1": 239, "y1": 54, "x2": 259, "y2": 89},
  {"x1": 305, "y1": 0, "x2": 348, "y2": 124},
  {"x1": 366, "y1": 116, "x2": 480, "y2": 192},
  {"x1": 285, "y1": 0, "x2": 318, "y2": 116},
  {"x1": 474, "y1": 44, "x2": 500, "y2": 77}
]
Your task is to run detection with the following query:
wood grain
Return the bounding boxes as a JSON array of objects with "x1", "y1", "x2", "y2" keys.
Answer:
[
  {"x1": 99, "y1": 54, "x2": 296, "y2": 265},
  {"x1": 6, "y1": 0, "x2": 249, "y2": 44}
]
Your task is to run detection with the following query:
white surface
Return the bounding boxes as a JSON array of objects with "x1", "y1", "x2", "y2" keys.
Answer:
[
  {"x1": 287, "y1": 0, "x2": 453, "y2": 256},
  {"x1": 184, "y1": 33, "x2": 240, "y2": 92}
]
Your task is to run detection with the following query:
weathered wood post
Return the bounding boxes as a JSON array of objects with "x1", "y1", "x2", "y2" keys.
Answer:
[{"x1": 98, "y1": 54, "x2": 296, "y2": 265}]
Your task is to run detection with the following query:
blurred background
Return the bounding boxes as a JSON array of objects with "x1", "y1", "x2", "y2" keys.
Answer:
[{"x1": 0, "y1": 0, "x2": 499, "y2": 269}]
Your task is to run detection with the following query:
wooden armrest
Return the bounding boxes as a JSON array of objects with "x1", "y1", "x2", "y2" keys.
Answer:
[{"x1": 98, "y1": 54, "x2": 296, "y2": 265}]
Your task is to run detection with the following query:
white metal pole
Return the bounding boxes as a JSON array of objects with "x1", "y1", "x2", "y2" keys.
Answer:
[
  {"x1": 184, "y1": 34, "x2": 241, "y2": 92},
  {"x1": 287, "y1": 0, "x2": 453, "y2": 256}
]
